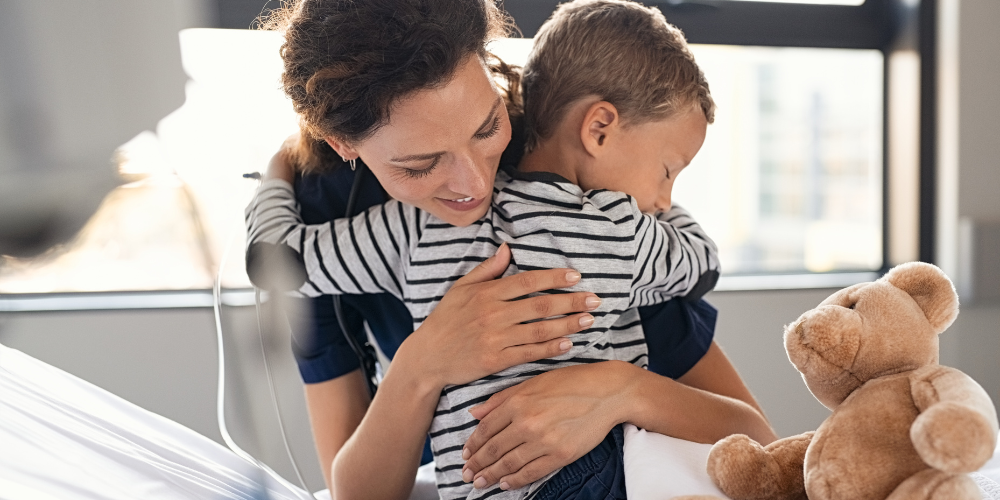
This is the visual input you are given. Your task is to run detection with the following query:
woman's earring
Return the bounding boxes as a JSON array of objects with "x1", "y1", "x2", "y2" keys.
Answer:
[{"x1": 341, "y1": 155, "x2": 357, "y2": 171}]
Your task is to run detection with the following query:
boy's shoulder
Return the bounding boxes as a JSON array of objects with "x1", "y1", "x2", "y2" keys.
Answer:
[{"x1": 495, "y1": 168, "x2": 639, "y2": 216}]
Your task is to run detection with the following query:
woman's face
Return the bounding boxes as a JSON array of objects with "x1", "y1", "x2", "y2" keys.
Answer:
[{"x1": 350, "y1": 55, "x2": 511, "y2": 227}]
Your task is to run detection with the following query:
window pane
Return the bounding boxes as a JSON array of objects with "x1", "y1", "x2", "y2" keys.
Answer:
[
  {"x1": 0, "y1": 30, "x2": 291, "y2": 293},
  {"x1": 490, "y1": 39, "x2": 885, "y2": 275},
  {"x1": 677, "y1": 45, "x2": 884, "y2": 274}
]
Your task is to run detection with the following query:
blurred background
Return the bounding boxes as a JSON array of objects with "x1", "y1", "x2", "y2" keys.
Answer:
[{"x1": 0, "y1": 0, "x2": 997, "y2": 491}]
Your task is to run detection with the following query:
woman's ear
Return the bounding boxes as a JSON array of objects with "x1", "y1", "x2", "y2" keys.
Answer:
[
  {"x1": 324, "y1": 136, "x2": 360, "y2": 161},
  {"x1": 580, "y1": 101, "x2": 620, "y2": 158}
]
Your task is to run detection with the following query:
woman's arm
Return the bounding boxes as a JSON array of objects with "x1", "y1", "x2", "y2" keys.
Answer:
[
  {"x1": 303, "y1": 370, "x2": 370, "y2": 491},
  {"x1": 627, "y1": 342, "x2": 776, "y2": 443},
  {"x1": 676, "y1": 341, "x2": 771, "y2": 424},
  {"x1": 460, "y1": 341, "x2": 777, "y2": 491},
  {"x1": 329, "y1": 244, "x2": 602, "y2": 500}
]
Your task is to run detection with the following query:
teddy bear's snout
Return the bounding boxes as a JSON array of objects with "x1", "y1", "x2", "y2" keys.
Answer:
[{"x1": 785, "y1": 305, "x2": 863, "y2": 380}]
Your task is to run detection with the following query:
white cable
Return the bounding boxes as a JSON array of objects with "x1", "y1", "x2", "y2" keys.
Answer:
[
  {"x1": 213, "y1": 182, "x2": 314, "y2": 499},
  {"x1": 254, "y1": 288, "x2": 309, "y2": 491}
]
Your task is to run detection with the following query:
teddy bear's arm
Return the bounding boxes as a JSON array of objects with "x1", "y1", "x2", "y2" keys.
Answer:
[
  {"x1": 909, "y1": 364, "x2": 999, "y2": 473},
  {"x1": 706, "y1": 432, "x2": 813, "y2": 500}
]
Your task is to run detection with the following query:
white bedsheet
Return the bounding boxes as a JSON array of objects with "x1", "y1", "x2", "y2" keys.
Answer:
[
  {"x1": 0, "y1": 342, "x2": 441, "y2": 500},
  {"x1": 0, "y1": 342, "x2": 312, "y2": 500},
  {"x1": 623, "y1": 423, "x2": 1000, "y2": 500}
]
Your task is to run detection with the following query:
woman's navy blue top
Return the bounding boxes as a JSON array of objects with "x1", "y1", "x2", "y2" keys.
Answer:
[{"x1": 287, "y1": 166, "x2": 717, "y2": 385}]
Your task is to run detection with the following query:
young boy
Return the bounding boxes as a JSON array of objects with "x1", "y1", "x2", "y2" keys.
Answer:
[{"x1": 246, "y1": 1, "x2": 718, "y2": 498}]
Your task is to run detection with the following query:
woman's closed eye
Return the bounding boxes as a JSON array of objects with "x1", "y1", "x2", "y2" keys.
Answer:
[
  {"x1": 474, "y1": 115, "x2": 501, "y2": 140},
  {"x1": 399, "y1": 156, "x2": 440, "y2": 179}
]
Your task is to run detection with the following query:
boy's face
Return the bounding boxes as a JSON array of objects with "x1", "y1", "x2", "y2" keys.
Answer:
[{"x1": 586, "y1": 105, "x2": 707, "y2": 213}]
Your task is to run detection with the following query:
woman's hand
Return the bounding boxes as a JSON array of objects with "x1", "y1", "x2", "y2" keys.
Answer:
[
  {"x1": 396, "y1": 243, "x2": 602, "y2": 390},
  {"x1": 460, "y1": 346, "x2": 778, "y2": 491},
  {"x1": 460, "y1": 361, "x2": 637, "y2": 491}
]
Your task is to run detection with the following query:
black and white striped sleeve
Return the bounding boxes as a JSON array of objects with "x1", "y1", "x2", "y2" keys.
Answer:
[
  {"x1": 244, "y1": 179, "x2": 411, "y2": 299},
  {"x1": 629, "y1": 204, "x2": 720, "y2": 308}
]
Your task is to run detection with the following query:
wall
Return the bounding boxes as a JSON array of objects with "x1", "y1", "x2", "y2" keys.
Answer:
[{"x1": 934, "y1": 0, "x2": 1000, "y2": 413}]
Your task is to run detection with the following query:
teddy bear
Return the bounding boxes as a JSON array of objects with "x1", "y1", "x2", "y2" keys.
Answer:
[{"x1": 684, "y1": 262, "x2": 998, "y2": 500}]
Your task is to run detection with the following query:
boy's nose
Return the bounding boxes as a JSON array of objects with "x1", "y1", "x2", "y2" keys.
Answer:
[{"x1": 655, "y1": 191, "x2": 672, "y2": 211}]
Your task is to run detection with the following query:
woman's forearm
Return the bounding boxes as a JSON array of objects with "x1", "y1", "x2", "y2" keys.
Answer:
[
  {"x1": 619, "y1": 361, "x2": 778, "y2": 445},
  {"x1": 331, "y1": 372, "x2": 438, "y2": 500},
  {"x1": 330, "y1": 345, "x2": 443, "y2": 500}
]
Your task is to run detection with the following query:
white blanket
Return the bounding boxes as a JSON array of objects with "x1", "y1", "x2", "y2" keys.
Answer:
[
  {"x1": 0, "y1": 343, "x2": 312, "y2": 500},
  {"x1": 623, "y1": 423, "x2": 1000, "y2": 500}
]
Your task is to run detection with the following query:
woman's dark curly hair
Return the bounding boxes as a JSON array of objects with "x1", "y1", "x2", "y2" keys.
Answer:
[{"x1": 263, "y1": 0, "x2": 522, "y2": 173}]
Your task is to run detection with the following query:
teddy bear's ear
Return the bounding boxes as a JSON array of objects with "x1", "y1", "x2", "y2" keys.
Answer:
[{"x1": 884, "y1": 262, "x2": 959, "y2": 334}]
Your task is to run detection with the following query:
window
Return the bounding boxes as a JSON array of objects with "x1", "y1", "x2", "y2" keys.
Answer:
[
  {"x1": 0, "y1": 29, "x2": 290, "y2": 295},
  {"x1": 1, "y1": 0, "x2": 917, "y2": 298}
]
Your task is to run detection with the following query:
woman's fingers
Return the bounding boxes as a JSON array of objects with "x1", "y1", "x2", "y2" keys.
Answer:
[
  {"x1": 491, "y1": 266, "x2": 583, "y2": 301},
  {"x1": 468, "y1": 387, "x2": 512, "y2": 422},
  {"x1": 494, "y1": 455, "x2": 565, "y2": 491},
  {"x1": 464, "y1": 399, "x2": 514, "y2": 463},
  {"x1": 508, "y1": 312, "x2": 595, "y2": 348},
  {"x1": 500, "y1": 336, "x2": 573, "y2": 369},
  {"x1": 462, "y1": 425, "x2": 526, "y2": 486},
  {"x1": 470, "y1": 444, "x2": 542, "y2": 490},
  {"x1": 507, "y1": 292, "x2": 601, "y2": 326},
  {"x1": 455, "y1": 242, "x2": 513, "y2": 286}
]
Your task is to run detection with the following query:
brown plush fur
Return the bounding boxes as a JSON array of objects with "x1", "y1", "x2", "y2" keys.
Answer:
[{"x1": 693, "y1": 262, "x2": 998, "y2": 500}]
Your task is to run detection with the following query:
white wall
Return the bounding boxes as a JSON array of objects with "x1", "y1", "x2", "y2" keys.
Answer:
[{"x1": 0, "y1": 306, "x2": 326, "y2": 492}]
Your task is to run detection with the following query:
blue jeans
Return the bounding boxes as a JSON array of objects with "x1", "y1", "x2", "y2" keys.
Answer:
[{"x1": 532, "y1": 425, "x2": 627, "y2": 500}]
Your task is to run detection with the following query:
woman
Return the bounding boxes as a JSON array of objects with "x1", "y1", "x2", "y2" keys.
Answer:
[{"x1": 252, "y1": 1, "x2": 777, "y2": 498}]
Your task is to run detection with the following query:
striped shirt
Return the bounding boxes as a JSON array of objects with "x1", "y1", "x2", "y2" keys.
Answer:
[{"x1": 245, "y1": 168, "x2": 719, "y2": 499}]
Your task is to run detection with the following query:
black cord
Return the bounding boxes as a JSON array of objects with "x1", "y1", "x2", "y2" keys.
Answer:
[{"x1": 333, "y1": 163, "x2": 381, "y2": 398}]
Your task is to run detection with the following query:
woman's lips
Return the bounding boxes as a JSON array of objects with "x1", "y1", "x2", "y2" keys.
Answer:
[{"x1": 437, "y1": 195, "x2": 485, "y2": 212}]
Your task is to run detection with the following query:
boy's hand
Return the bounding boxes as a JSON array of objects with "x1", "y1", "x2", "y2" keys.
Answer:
[{"x1": 264, "y1": 136, "x2": 297, "y2": 183}]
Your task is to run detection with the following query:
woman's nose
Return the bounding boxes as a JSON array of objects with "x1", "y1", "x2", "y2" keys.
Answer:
[{"x1": 449, "y1": 155, "x2": 491, "y2": 197}]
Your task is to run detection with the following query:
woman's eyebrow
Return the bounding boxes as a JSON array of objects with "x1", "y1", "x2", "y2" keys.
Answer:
[
  {"x1": 390, "y1": 151, "x2": 444, "y2": 163},
  {"x1": 473, "y1": 97, "x2": 503, "y2": 135}
]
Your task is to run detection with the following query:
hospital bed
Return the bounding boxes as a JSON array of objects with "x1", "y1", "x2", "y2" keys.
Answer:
[{"x1": 2, "y1": 342, "x2": 998, "y2": 500}]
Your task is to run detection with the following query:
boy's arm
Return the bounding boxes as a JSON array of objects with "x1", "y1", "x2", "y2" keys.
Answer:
[
  {"x1": 629, "y1": 203, "x2": 720, "y2": 307},
  {"x1": 245, "y1": 178, "x2": 410, "y2": 298}
]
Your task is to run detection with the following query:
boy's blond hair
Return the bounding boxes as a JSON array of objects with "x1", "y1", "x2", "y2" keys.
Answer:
[{"x1": 522, "y1": 0, "x2": 715, "y2": 152}]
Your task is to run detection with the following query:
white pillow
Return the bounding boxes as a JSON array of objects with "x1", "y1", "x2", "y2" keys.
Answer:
[{"x1": 623, "y1": 424, "x2": 729, "y2": 499}]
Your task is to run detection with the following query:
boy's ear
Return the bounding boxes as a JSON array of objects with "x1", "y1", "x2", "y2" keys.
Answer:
[
  {"x1": 580, "y1": 101, "x2": 620, "y2": 158},
  {"x1": 324, "y1": 136, "x2": 360, "y2": 160}
]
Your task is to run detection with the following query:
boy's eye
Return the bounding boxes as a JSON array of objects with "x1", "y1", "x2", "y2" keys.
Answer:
[{"x1": 474, "y1": 115, "x2": 501, "y2": 140}]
